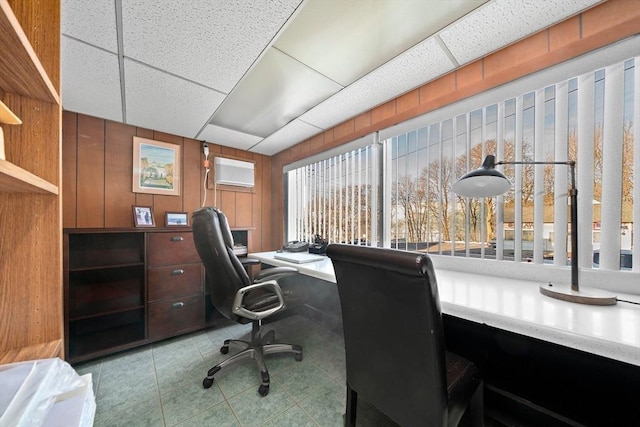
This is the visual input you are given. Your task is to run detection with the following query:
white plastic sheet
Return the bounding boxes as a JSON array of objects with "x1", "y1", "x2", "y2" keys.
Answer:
[{"x1": 0, "y1": 358, "x2": 95, "y2": 427}]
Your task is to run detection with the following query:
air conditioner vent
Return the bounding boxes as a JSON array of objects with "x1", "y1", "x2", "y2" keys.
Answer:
[{"x1": 214, "y1": 157, "x2": 254, "y2": 187}]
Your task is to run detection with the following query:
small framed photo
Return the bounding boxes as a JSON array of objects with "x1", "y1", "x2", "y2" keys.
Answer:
[
  {"x1": 165, "y1": 211, "x2": 189, "y2": 227},
  {"x1": 132, "y1": 205, "x2": 156, "y2": 227}
]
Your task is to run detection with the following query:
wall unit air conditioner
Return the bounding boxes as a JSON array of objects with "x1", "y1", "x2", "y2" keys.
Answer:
[{"x1": 214, "y1": 157, "x2": 254, "y2": 187}]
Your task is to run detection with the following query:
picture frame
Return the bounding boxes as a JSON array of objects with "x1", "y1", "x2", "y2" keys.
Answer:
[
  {"x1": 133, "y1": 136, "x2": 181, "y2": 196},
  {"x1": 165, "y1": 211, "x2": 189, "y2": 227},
  {"x1": 132, "y1": 205, "x2": 156, "y2": 227}
]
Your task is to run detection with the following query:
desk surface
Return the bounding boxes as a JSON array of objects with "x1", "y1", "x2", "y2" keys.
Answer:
[{"x1": 251, "y1": 251, "x2": 640, "y2": 367}]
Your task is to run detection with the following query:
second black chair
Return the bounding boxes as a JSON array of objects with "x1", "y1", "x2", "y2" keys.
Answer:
[
  {"x1": 327, "y1": 243, "x2": 483, "y2": 427},
  {"x1": 192, "y1": 207, "x2": 303, "y2": 397}
]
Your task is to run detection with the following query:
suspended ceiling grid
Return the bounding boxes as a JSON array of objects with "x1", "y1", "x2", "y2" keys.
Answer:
[{"x1": 61, "y1": 0, "x2": 603, "y2": 156}]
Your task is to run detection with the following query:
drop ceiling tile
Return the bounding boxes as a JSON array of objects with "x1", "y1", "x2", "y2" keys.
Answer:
[
  {"x1": 124, "y1": 59, "x2": 226, "y2": 138},
  {"x1": 301, "y1": 37, "x2": 455, "y2": 130},
  {"x1": 198, "y1": 125, "x2": 263, "y2": 151},
  {"x1": 276, "y1": 0, "x2": 486, "y2": 86},
  {"x1": 62, "y1": 0, "x2": 118, "y2": 52},
  {"x1": 210, "y1": 47, "x2": 343, "y2": 138},
  {"x1": 440, "y1": 0, "x2": 603, "y2": 65},
  {"x1": 121, "y1": 0, "x2": 303, "y2": 93},
  {"x1": 250, "y1": 120, "x2": 322, "y2": 156},
  {"x1": 61, "y1": 36, "x2": 122, "y2": 122}
]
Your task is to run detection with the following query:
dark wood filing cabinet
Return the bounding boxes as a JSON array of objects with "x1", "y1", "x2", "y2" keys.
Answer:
[
  {"x1": 64, "y1": 229, "x2": 204, "y2": 363},
  {"x1": 146, "y1": 231, "x2": 204, "y2": 339}
]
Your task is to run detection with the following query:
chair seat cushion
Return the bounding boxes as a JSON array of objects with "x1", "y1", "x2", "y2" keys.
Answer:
[
  {"x1": 243, "y1": 288, "x2": 282, "y2": 312},
  {"x1": 446, "y1": 351, "x2": 481, "y2": 426}
]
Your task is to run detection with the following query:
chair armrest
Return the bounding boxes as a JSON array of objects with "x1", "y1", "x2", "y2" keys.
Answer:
[
  {"x1": 232, "y1": 280, "x2": 286, "y2": 320},
  {"x1": 240, "y1": 257, "x2": 261, "y2": 266},
  {"x1": 254, "y1": 266, "x2": 297, "y2": 283}
]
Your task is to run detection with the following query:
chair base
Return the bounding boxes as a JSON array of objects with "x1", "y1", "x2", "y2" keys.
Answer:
[{"x1": 203, "y1": 320, "x2": 302, "y2": 396}]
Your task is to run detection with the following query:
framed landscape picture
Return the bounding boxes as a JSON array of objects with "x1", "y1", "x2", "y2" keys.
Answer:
[
  {"x1": 165, "y1": 212, "x2": 189, "y2": 227},
  {"x1": 133, "y1": 137, "x2": 181, "y2": 196}
]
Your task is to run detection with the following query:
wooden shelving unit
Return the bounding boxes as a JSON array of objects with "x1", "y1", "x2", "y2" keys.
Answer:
[
  {"x1": 0, "y1": 0, "x2": 62, "y2": 363},
  {"x1": 65, "y1": 232, "x2": 146, "y2": 362},
  {"x1": 64, "y1": 229, "x2": 205, "y2": 363}
]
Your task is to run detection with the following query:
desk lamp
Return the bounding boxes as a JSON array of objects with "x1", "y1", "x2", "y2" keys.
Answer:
[{"x1": 452, "y1": 155, "x2": 617, "y2": 306}]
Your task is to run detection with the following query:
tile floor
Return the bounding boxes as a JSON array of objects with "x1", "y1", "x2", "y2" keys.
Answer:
[{"x1": 74, "y1": 314, "x2": 396, "y2": 427}]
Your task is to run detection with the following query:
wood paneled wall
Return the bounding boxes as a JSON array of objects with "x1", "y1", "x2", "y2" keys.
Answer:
[
  {"x1": 62, "y1": 112, "x2": 273, "y2": 252},
  {"x1": 270, "y1": 0, "x2": 640, "y2": 248}
]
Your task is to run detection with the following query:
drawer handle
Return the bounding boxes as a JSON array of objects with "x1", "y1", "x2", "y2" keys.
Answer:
[
  {"x1": 171, "y1": 269, "x2": 184, "y2": 275},
  {"x1": 172, "y1": 302, "x2": 185, "y2": 308},
  {"x1": 170, "y1": 236, "x2": 184, "y2": 242}
]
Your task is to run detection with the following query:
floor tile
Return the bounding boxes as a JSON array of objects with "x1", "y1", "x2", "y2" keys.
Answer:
[
  {"x1": 273, "y1": 361, "x2": 335, "y2": 402},
  {"x1": 83, "y1": 315, "x2": 349, "y2": 427},
  {"x1": 160, "y1": 380, "x2": 225, "y2": 426},
  {"x1": 156, "y1": 358, "x2": 210, "y2": 394},
  {"x1": 94, "y1": 394, "x2": 163, "y2": 427},
  {"x1": 262, "y1": 404, "x2": 318, "y2": 427},
  {"x1": 96, "y1": 364, "x2": 159, "y2": 413},
  {"x1": 153, "y1": 336, "x2": 202, "y2": 370},
  {"x1": 298, "y1": 379, "x2": 345, "y2": 427},
  {"x1": 174, "y1": 400, "x2": 239, "y2": 427},
  {"x1": 227, "y1": 381, "x2": 295, "y2": 427}
]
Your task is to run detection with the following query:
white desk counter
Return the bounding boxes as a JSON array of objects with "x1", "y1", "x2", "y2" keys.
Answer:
[{"x1": 251, "y1": 251, "x2": 640, "y2": 367}]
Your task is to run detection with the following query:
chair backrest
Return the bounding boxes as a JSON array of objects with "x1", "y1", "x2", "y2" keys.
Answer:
[
  {"x1": 326, "y1": 243, "x2": 448, "y2": 427},
  {"x1": 192, "y1": 207, "x2": 251, "y2": 321}
]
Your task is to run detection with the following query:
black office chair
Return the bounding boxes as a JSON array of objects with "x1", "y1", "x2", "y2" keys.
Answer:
[
  {"x1": 191, "y1": 207, "x2": 303, "y2": 397},
  {"x1": 326, "y1": 244, "x2": 483, "y2": 427}
]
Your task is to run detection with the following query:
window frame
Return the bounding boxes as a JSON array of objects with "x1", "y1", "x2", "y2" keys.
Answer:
[{"x1": 284, "y1": 37, "x2": 640, "y2": 295}]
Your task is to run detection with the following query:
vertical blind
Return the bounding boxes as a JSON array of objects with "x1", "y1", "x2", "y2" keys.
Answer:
[
  {"x1": 384, "y1": 55, "x2": 637, "y2": 272},
  {"x1": 286, "y1": 144, "x2": 377, "y2": 245}
]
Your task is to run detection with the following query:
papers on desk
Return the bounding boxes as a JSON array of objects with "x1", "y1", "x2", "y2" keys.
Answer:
[{"x1": 274, "y1": 252, "x2": 325, "y2": 264}]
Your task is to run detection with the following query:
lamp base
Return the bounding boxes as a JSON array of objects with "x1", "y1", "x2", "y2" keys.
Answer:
[{"x1": 539, "y1": 283, "x2": 617, "y2": 306}]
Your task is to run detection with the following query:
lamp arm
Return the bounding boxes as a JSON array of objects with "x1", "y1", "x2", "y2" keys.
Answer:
[
  {"x1": 569, "y1": 161, "x2": 578, "y2": 291},
  {"x1": 496, "y1": 159, "x2": 579, "y2": 291}
]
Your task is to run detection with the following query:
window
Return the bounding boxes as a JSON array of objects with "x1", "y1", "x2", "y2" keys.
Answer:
[
  {"x1": 286, "y1": 139, "x2": 378, "y2": 246},
  {"x1": 286, "y1": 39, "x2": 639, "y2": 282}
]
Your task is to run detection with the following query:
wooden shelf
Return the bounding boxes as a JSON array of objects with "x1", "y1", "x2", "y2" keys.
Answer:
[
  {"x1": 70, "y1": 304, "x2": 145, "y2": 322},
  {"x1": 0, "y1": 339, "x2": 62, "y2": 364},
  {"x1": 0, "y1": 159, "x2": 58, "y2": 194},
  {"x1": 68, "y1": 262, "x2": 145, "y2": 273},
  {"x1": 0, "y1": 0, "x2": 59, "y2": 104},
  {"x1": 69, "y1": 322, "x2": 145, "y2": 362}
]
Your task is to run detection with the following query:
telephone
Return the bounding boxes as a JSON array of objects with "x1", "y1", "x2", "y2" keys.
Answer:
[
  {"x1": 309, "y1": 234, "x2": 328, "y2": 255},
  {"x1": 283, "y1": 240, "x2": 309, "y2": 253}
]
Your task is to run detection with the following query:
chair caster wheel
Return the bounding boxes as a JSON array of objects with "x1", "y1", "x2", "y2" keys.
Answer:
[
  {"x1": 258, "y1": 384, "x2": 269, "y2": 397},
  {"x1": 295, "y1": 353, "x2": 303, "y2": 362},
  {"x1": 203, "y1": 377, "x2": 214, "y2": 389},
  {"x1": 220, "y1": 345, "x2": 229, "y2": 354}
]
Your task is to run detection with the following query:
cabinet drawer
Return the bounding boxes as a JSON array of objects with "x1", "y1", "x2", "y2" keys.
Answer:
[
  {"x1": 148, "y1": 264, "x2": 202, "y2": 302},
  {"x1": 147, "y1": 232, "x2": 200, "y2": 266},
  {"x1": 148, "y1": 295, "x2": 204, "y2": 339}
]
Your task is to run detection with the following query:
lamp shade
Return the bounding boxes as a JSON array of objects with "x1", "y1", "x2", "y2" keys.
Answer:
[{"x1": 452, "y1": 155, "x2": 511, "y2": 197}]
